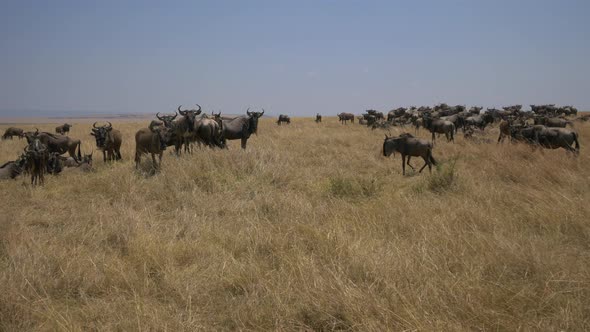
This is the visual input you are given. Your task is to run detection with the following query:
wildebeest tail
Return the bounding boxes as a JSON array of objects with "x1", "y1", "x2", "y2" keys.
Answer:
[
  {"x1": 429, "y1": 150, "x2": 437, "y2": 165},
  {"x1": 77, "y1": 141, "x2": 82, "y2": 161},
  {"x1": 573, "y1": 132, "x2": 580, "y2": 153}
]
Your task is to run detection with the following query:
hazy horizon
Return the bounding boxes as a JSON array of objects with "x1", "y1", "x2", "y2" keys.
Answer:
[{"x1": 1, "y1": 0, "x2": 589, "y2": 117}]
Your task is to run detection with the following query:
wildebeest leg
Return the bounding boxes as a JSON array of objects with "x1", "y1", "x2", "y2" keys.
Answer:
[
  {"x1": 103, "y1": 150, "x2": 107, "y2": 162},
  {"x1": 401, "y1": 154, "x2": 406, "y2": 176},
  {"x1": 431, "y1": 131, "x2": 436, "y2": 145},
  {"x1": 419, "y1": 155, "x2": 429, "y2": 173},
  {"x1": 135, "y1": 151, "x2": 141, "y2": 169},
  {"x1": 241, "y1": 137, "x2": 247, "y2": 149},
  {"x1": 151, "y1": 153, "x2": 158, "y2": 169},
  {"x1": 406, "y1": 157, "x2": 415, "y2": 171}
]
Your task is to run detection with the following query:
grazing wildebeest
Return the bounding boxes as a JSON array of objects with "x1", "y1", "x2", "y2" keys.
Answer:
[
  {"x1": 534, "y1": 116, "x2": 572, "y2": 128},
  {"x1": 0, "y1": 156, "x2": 26, "y2": 179},
  {"x1": 423, "y1": 116, "x2": 455, "y2": 144},
  {"x1": 55, "y1": 123, "x2": 72, "y2": 135},
  {"x1": 2, "y1": 127, "x2": 24, "y2": 140},
  {"x1": 277, "y1": 114, "x2": 291, "y2": 125},
  {"x1": 221, "y1": 108, "x2": 264, "y2": 149},
  {"x1": 24, "y1": 130, "x2": 82, "y2": 161},
  {"x1": 24, "y1": 133, "x2": 48, "y2": 185},
  {"x1": 337, "y1": 112, "x2": 355, "y2": 124},
  {"x1": 383, "y1": 133, "x2": 437, "y2": 175},
  {"x1": 315, "y1": 113, "x2": 322, "y2": 123},
  {"x1": 134, "y1": 122, "x2": 173, "y2": 170},
  {"x1": 90, "y1": 122, "x2": 123, "y2": 162},
  {"x1": 510, "y1": 125, "x2": 580, "y2": 154}
]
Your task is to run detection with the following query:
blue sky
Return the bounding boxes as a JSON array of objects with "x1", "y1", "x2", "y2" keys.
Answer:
[{"x1": 1, "y1": 0, "x2": 589, "y2": 116}]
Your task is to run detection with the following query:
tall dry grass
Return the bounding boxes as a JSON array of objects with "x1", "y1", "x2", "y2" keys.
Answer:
[{"x1": 0, "y1": 118, "x2": 589, "y2": 330}]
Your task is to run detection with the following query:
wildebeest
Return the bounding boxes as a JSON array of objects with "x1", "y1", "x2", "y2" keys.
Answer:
[
  {"x1": 55, "y1": 123, "x2": 72, "y2": 135},
  {"x1": 194, "y1": 113, "x2": 225, "y2": 148},
  {"x1": 465, "y1": 113, "x2": 494, "y2": 130},
  {"x1": 24, "y1": 133, "x2": 48, "y2": 185},
  {"x1": 510, "y1": 125, "x2": 580, "y2": 154},
  {"x1": 315, "y1": 113, "x2": 322, "y2": 123},
  {"x1": 383, "y1": 133, "x2": 437, "y2": 175},
  {"x1": 25, "y1": 130, "x2": 82, "y2": 161},
  {"x1": 46, "y1": 152, "x2": 64, "y2": 175},
  {"x1": 221, "y1": 108, "x2": 264, "y2": 149},
  {"x1": 534, "y1": 116, "x2": 573, "y2": 128},
  {"x1": 423, "y1": 116, "x2": 455, "y2": 143},
  {"x1": 440, "y1": 113, "x2": 466, "y2": 133},
  {"x1": 62, "y1": 153, "x2": 94, "y2": 173},
  {"x1": 134, "y1": 122, "x2": 173, "y2": 169},
  {"x1": 0, "y1": 156, "x2": 26, "y2": 179},
  {"x1": 2, "y1": 127, "x2": 24, "y2": 140},
  {"x1": 277, "y1": 114, "x2": 291, "y2": 125},
  {"x1": 90, "y1": 122, "x2": 123, "y2": 162},
  {"x1": 337, "y1": 112, "x2": 355, "y2": 124},
  {"x1": 172, "y1": 105, "x2": 202, "y2": 154}
]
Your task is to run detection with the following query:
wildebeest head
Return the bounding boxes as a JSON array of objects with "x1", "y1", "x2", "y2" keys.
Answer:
[
  {"x1": 246, "y1": 108, "x2": 264, "y2": 134},
  {"x1": 90, "y1": 122, "x2": 113, "y2": 148},
  {"x1": 178, "y1": 104, "x2": 202, "y2": 131},
  {"x1": 149, "y1": 122, "x2": 173, "y2": 150},
  {"x1": 46, "y1": 152, "x2": 63, "y2": 174},
  {"x1": 383, "y1": 134, "x2": 401, "y2": 157},
  {"x1": 156, "y1": 111, "x2": 178, "y2": 128}
]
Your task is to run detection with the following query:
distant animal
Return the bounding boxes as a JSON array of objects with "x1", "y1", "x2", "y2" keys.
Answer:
[
  {"x1": 315, "y1": 113, "x2": 322, "y2": 123},
  {"x1": 423, "y1": 116, "x2": 455, "y2": 144},
  {"x1": 277, "y1": 114, "x2": 291, "y2": 125},
  {"x1": 221, "y1": 108, "x2": 264, "y2": 149},
  {"x1": 2, "y1": 127, "x2": 24, "y2": 140},
  {"x1": 134, "y1": 122, "x2": 173, "y2": 170},
  {"x1": 465, "y1": 113, "x2": 494, "y2": 130},
  {"x1": 383, "y1": 133, "x2": 437, "y2": 175},
  {"x1": 497, "y1": 120, "x2": 511, "y2": 143},
  {"x1": 90, "y1": 122, "x2": 123, "y2": 162},
  {"x1": 55, "y1": 123, "x2": 72, "y2": 135},
  {"x1": 24, "y1": 130, "x2": 82, "y2": 161},
  {"x1": 510, "y1": 125, "x2": 580, "y2": 154},
  {"x1": 337, "y1": 112, "x2": 355, "y2": 124},
  {"x1": 534, "y1": 117, "x2": 573, "y2": 128}
]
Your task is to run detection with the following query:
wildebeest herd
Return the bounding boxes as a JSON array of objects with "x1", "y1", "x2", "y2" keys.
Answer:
[{"x1": 0, "y1": 103, "x2": 584, "y2": 185}]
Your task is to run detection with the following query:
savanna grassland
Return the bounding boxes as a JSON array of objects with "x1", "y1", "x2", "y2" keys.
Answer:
[{"x1": 0, "y1": 117, "x2": 589, "y2": 331}]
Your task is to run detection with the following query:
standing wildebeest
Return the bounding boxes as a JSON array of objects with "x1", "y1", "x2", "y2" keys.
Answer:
[
  {"x1": 2, "y1": 127, "x2": 24, "y2": 140},
  {"x1": 465, "y1": 113, "x2": 494, "y2": 130},
  {"x1": 440, "y1": 113, "x2": 466, "y2": 133},
  {"x1": 222, "y1": 108, "x2": 264, "y2": 149},
  {"x1": 511, "y1": 125, "x2": 580, "y2": 154},
  {"x1": 315, "y1": 113, "x2": 322, "y2": 123},
  {"x1": 534, "y1": 116, "x2": 573, "y2": 128},
  {"x1": 135, "y1": 122, "x2": 173, "y2": 170},
  {"x1": 277, "y1": 114, "x2": 291, "y2": 125},
  {"x1": 337, "y1": 112, "x2": 355, "y2": 124},
  {"x1": 423, "y1": 116, "x2": 455, "y2": 144},
  {"x1": 91, "y1": 122, "x2": 123, "y2": 162},
  {"x1": 194, "y1": 113, "x2": 225, "y2": 148},
  {"x1": 55, "y1": 123, "x2": 72, "y2": 135},
  {"x1": 24, "y1": 133, "x2": 48, "y2": 185},
  {"x1": 383, "y1": 133, "x2": 437, "y2": 175},
  {"x1": 25, "y1": 130, "x2": 82, "y2": 161},
  {"x1": 172, "y1": 105, "x2": 202, "y2": 154}
]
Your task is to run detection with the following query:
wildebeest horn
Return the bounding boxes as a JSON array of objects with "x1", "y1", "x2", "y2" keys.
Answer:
[
  {"x1": 93, "y1": 122, "x2": 99, "y2": 128},
  {"x1": 156, "y1": 112, "x2": 164, "y2": 120},
  {"x1": 171, "y1": 112, "x2": 178, "y2": 120},
  {"x1": 178, "y1": 105, "x2": 186, "y2": 115},
  {"x1": 106, "y1": 122, "x2": 112, "y2": 129},
  {"x1": 195, "y1": 104, "x2": 202, "y2": 112},
  {"x1": 261, "y1": 109, "x2": 265, "y2": 116},
  {"x1": 35, "y1": 128, "x2": 39, "y2": 135},
  {"x1": 385, "y1": 134, "x2": 389, "y2": 139},
  {"x1": 246, "y1": 107, "x2": 251, "y2": 116}
]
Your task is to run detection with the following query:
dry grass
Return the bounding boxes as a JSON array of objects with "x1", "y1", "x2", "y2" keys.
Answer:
[{"x1": 1, "y1": 117, "x2": 589, "y2": 331}]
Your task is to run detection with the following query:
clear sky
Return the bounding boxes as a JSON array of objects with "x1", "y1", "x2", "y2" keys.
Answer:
[{"x1": 1, "y1": 0, "x2": 589, "y2": 117}]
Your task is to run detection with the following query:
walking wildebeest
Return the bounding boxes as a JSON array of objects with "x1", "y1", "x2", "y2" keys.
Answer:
[
  {"x1": 2, "y1": 127, "x2": 24, "y2": 140},
  {"x1": 383, "y1": 133, "x2": 437, "y2": 175},
  {"x1": 221, "y1": 108, "x2": 264, "y2": 149},
  {"x1": 423, "y1": 116, "x2": 455, "y2": 144},
  {"x1": 465, "y1": 113, "x2": 494, "y2": 130},
  {"x1": 277, "y1": 114, "x2": 291, "y2": 125},
  {"x1": 55, "y1": 123, "x2": 72, "y2": 135},
  {"x1": 315, "y1": 113, "x2": 322, "y2": 123},
  {"x1": 534, "y1": 116, "x2": 573, "y2": 128},
  {"x1": 90, "y1": 122, "x2": 123, "y2": 162},
  {"x1": 25, "y1": 130, "x2": 82, "y2": 161},
  {"x1": 510, "y1": 125, "x2": 580, "y2": 154},
  {"x1": 337, "y1": 112, "x2": 355, "y2": 124},
  {"x1": 134, "y1": 122, "x2": 173, "y2": 170}
]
